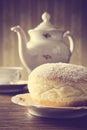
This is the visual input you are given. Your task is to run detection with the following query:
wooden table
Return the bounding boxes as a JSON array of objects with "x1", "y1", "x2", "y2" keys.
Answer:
[{"x1": 0, "y1": 91, "x2": 87, "y2": 130}]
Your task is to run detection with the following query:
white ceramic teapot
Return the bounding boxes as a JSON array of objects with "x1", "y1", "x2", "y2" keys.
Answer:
[{"x1": 11, "y1": 12, "x2": 74, "y2": 72}]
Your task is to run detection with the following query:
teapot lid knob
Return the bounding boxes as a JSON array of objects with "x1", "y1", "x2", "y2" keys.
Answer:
[
  {"x1": 42, "y1": 12, "x2": 50, "y2": 23},
  {"x1": 29, "y1": 12, "x2": 55, "y2": 31}
]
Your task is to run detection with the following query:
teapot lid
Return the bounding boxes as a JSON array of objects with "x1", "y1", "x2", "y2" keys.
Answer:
[{"x1": 34, "y1": 12, "x2": 56, "y2": 30}]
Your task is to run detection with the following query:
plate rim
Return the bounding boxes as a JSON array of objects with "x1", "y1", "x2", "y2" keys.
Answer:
[
  {"x1": 0, "y1": 80, "x2": 27, "y2": 86},
  {"x1": 11, "y1": 93, "x2": 87, "y2": 110},
  {"x1": 11, "y1": 93, "x2": 87, "y2": 118}
]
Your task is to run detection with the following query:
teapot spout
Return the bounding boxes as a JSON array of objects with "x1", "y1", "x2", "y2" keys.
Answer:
[
  {"x1": 11, "y1": 25, "x2": 27, "y2": 44},
  {"x1": 11, "y1": 25, "x2": 31, "y2": 73}
]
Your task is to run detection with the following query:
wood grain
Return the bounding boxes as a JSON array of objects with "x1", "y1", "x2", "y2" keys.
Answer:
[{"x1": 0, "y1": 93, "x2": 87, "y2": 130}]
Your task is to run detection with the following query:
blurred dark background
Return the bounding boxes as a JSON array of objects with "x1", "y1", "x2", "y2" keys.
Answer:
[{"x1": 0, "y1": 0, "x2": 87, "y2": 79}]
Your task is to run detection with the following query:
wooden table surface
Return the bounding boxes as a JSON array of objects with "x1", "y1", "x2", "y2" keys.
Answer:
[{"x1": 0, "y1": 90, "x2": 87, "y2": 130}]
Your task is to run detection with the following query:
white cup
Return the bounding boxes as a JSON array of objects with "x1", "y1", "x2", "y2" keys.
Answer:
[{"x1": 0, "y1": 67, "x2": 22, "y2": 84}]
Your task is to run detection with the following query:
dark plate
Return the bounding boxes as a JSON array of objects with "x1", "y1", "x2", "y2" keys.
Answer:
[{"x1": 0, "y1": 81, "x2": 27, "y2": 93}]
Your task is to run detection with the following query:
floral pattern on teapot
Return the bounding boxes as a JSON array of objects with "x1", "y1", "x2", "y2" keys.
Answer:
[{"x1": 11, "y1": 12, "x2": 74, "y2": 72}]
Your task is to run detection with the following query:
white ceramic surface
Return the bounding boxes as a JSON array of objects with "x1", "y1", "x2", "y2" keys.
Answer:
[
  {"x1": 11, "y1": 93, "x2": 87, "y2": 118},
  {"x1": 0, "y1": 67, "x2": 22, "y2": 84},
  {"x1": 11, "y1": 12, "x2": 74, "y2": 72}
]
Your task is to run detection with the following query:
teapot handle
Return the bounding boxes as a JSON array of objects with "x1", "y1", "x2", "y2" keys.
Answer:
[{"x1": 63, "y1": 31, "x2": 74, "y2": 53}]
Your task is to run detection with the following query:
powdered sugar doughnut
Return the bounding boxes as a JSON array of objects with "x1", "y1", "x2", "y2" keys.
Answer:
[{"x1": 28, "y1": 63, "x2": 87, "y2": 107}]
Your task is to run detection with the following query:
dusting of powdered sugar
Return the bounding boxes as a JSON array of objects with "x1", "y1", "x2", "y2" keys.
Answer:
[{"x1": 29, "y1": 63, "x2": 87, "y2": 82}]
